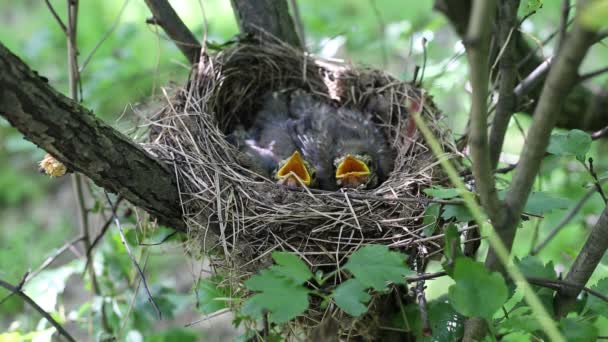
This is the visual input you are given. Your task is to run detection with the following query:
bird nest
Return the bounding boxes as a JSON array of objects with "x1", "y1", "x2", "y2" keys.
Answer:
[{"x1": 145, "y1": 39, "x2": 456, "y2": 335}]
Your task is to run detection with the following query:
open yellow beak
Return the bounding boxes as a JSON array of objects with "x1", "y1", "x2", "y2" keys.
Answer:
[
  {"x1": 335, "y1": 154, "x2": 371, "y2": 179},
  {"x1": 276, "y1": 151, "x2": 312, "y2": 186}
]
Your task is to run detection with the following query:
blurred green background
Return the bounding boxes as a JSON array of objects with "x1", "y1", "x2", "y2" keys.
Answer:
[{"x1": 1, "y1": 0, "x2": 608, "y2": 340}]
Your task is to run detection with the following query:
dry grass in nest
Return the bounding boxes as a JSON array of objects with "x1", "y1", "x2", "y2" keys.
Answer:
[{"x1": 143, "y1": 38, "x2": 458, "y2": 335}]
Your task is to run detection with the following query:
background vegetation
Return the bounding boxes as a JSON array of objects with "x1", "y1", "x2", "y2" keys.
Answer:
[{"x1": 1, "y1": 0, "x2": 608, "y2": 340}]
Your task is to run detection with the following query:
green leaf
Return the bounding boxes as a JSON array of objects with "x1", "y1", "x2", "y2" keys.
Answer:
[
  {"x1": 498, "y1": 191, "x2": 570, "y2": 216},
  {"x1": 516, "y1": 256, "x2": 556, "y2": 280},
  {"x1": 441, "y1": 204, "x2": 473, "y2": 222},
  {"x1": 523, "y1": 192, "x2": 571, "y2": 215},
  {"x1": 344, "y1": 245, "x2": 413, "y2": 291},
  {"x1": 398, "y1": 298, "x2": 465, "y2": 341},
  {"x1": 525, "y1": 0, "x2": 543, "y2": 15},
  {"x1": 585, "y1": 278, "x2": 608, "y2": 317},
  {"x1": 271, "y1": 252, "x2": 313, "y2": 283},
  {"x1": 196, "y1": 278, "x2": 229, "y2": 314},
  {"x1": 422, "y1": 203, "x2": 440, "y2": 237},
  {"x1": 243, "y1": 269, "x2": 310, "y2": 323},
  {"x1": 581, "y1": 0, "x2": 608, "y2": 30},
  {"x1": 423, "y1": 187, "x2": 461, "y2": 199},
  {"x1": 559, "y1": 317, "x2": 598, "y2": 342},
  {"x1": 332, "y1": 279, "x2": 371, "y2": 316},
  {"x1": 498, "y1": 314, "x2": 542, "y2": 334},
  {"x1": 147, "y1": 328, "x2": 199, "y2": 342},
  {"x1": 448, "y1": 257, "x2": 508, "y2": 319},
  {"x1": 547, "y1": 129, "x2": 592, "y2": 160},
  {"x1": 442, "y1": 224, "x2": 463, "y2": 277}
]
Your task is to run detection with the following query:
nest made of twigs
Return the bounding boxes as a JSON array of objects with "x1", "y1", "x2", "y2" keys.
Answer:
[{"x1": 144, "y1": 38, "x2": 455, "y2": 337}]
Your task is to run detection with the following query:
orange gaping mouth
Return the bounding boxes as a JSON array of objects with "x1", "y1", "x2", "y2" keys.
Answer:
[
  {"x1": 336, "y1": 155, "x2": 371, "y2": 179},
  {"x1": 276, "y1": 151, "x2": 312, "y2": 186}
]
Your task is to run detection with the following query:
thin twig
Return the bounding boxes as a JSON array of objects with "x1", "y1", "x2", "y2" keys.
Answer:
[
  {"x1": 80, "y1": 0, "x2": 130, "y2": 72},
  {"x1": 83, "y1": 196, "x2": 124, "y2": 273},
  {"x1": 530, "y1": 183, "x2": 599, "y2": 255},
  {"x1": 368, "y1": 0, "x2": 388, "y2": 67},
  {"x1": 0, "y1": 278, "x2": 76, "y2": 342},
  {"x1": 26, "y1": 235, "x2": 85, "y2": 283},
  {"x1": 415, "y1": 280, "x2": 432, "y2": 336},
  {"x1": 104, "y1": 191, "x2": 162, "y2": 319},
  {"x1": 585, "y1": 158, "x2": 607, "y2": 204},
  {"x1": 526, "y1": 277, "x2": 608, "y2": 303},
  {"x1": 578, "y1": 65, "x2": 608, "y2": 83},
  {"x1": 144, "y1": 0, "x2": 201, "y2": 64},
  {"x1": 44, "y1": 0, "x2": 67, "y2": 33},
  {"x1": 288, "y1": 0, "x2": 306, "y2": 48},
  {"x1": 557, "y1": 0, "x2": 571, "y2": 52},
  {"x1": 139, "y1": 231, "x2": 178, "y2": 246},
  {"x1": 592, "y1": 125, "x2": 608, "y2": 140}
]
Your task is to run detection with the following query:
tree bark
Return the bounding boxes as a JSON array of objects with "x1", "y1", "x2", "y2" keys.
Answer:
[
  {"x1": 435, "y1": 0, "x2": 608, "y2": 132},
  {"x1": 144, "y1": 0, "x2": 202, "y2": 65},
  {"x1": 554, "y1": 204, "x2": 608, "y2": 316},
  {"x1": 0, "y1": 42, "x2": 185, "y2": 231},
  {"x1": 230, "y1": 0, "x2": 302, "y2": 49}
]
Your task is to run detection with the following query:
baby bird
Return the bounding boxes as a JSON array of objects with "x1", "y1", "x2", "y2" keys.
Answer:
[
  {"x1": 289, "y1": 91, "x2": 394, "y2": 190},
  {"x1": 228, "y1": 92, "x2": 316, "y2": 188},
  {"x1": 330, "y1": 106, "x2": 394, "y2": 189}
]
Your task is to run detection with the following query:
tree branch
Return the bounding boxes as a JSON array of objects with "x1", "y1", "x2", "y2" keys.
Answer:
[
  {"x1": 464, "y1": 0, "x2": 502, "y2": 224},
  {"x1": 489, "y1": 0, "x2": 520, "y2": 168},
  {"x1": 486, "y1": 0, "x2": 597, "y2": 271},
  {"x1": 0, "y1": 278, "x2": 76, "y2": 342},
  {"x1": 554, "y1": 203, "x2": 608, "y2": 316},
  {"x1": 436, "y1": 0, "x2": 608, "y2": 132},
  {"x1": 230, "y1": 0, "x2": 302, "y2": 49},
  {"x1": 144, "y1": 0, "x2": 202, "y2": 64},
  {"x1": 0, "y1": 42, "x2": 185, "y2": 231}
]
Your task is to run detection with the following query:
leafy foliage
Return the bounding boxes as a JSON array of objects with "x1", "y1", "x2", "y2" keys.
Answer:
[
  {"x1": 585, "y1": 278, "x2": 608, "y2": 317},
  {"x1": 331, "y1": 279, "x2": 371, "y2": 316},
  {"x1": 343, "y1": 245, "x2": 414, "y2": 291},
  {"x1": 242, "y1": 253, "x2": 312, "y2": 323},
  {"x1": 448, "y1": 258, "x2": 508, "y2": 319},
  {"x1": 547, "y1": 129, "x2": 592, "y2": 161}
]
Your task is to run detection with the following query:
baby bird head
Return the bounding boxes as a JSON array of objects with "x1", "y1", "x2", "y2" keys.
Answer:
[
  {"x1": 275, "y1": 151, "x2": 316, "y2": 188},
  {"x1": 334, "y1": 154, "x2": 375, "y2": 189}
]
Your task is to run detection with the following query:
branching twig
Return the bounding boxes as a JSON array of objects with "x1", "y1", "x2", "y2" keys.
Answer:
[
  {"x1": 44, "y1": 0, "x2": 67, "y2": 33},
  {"x1": 486, "y1": 0, "x2": 598, "y2": 272},
  {"x1": 555, "y1": 203, "x2": 608, "y2": 316},
  {"x1": 104, "y1": 191, "x2": 162, "y2": 319},
  {"x1": 557, "y1": 0, "x2": 571, "y2": 52},
  {"x1": 415, "y1": 281, "x2": 432, "y2": 336},
  {"x1": 80, "y1": 0, "x2": 130, "y2": 72},
  {"x1": 464, "y1": 0, "x2": 502, "y2": 225},
  {"x1": 532, "y1": 182, "x2": 604, "y2": 255},
  {"x1": 489, "y1": 0, "x2": 520, "y2": 169},
  {"x1": 0, "y1": 278, "x2": 76, "y2": 342},
  {"x1": 526, "y1": 277, "x2": 608, "y2": 304},
  {"x1": 144, "y1": 0, "x2": 202, "y2": 64},
  {"x1": 83, "y1": 196, "x2": 124, "y2": 274},
  {"x1": 585, "y1": 158, "x2": 607, "y2": 204},
  {"x1": 578, "y1": 65, "x2": 608, "y2": 83},
  {"x1": 26, "y1": 235, "x2": 85, "y2": 283}
]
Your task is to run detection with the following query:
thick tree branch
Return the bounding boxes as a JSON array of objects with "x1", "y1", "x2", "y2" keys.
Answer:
[
  {"x1": 464, "y1": 0, "x2": 502, "y2": 224},
  {"x1": 144, "y1": 0, "x2": 202, "y2": 64},
  {"x1": 0, "y1": 42, "x2": 185, "y2": 231},
  {"x1": 554, "y1": 204, "x2": 608, "y2": 316},
  {"x1": 489, "y1": 0, "x2": 520, "y2": 168},
  {"x1": 436, "y1": 0, "x2": 608, "y2": 132},
  {"x1": 486, "y1": 2, "x2": 597, "y2": 270},
  {"x1": 230, "y1": 0, "x2": 302, "y2": 49}
]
